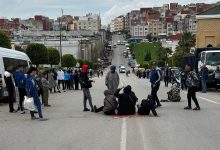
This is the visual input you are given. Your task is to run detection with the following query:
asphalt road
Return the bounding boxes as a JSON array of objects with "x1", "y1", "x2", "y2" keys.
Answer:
[{"x1": 1, "y1": 35, "x2": 220, "y2": 150}]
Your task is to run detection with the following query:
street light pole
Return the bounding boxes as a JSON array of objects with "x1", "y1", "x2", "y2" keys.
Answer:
[{"x1": 59, "y1": 14, "x2": 62, "y2": 66}]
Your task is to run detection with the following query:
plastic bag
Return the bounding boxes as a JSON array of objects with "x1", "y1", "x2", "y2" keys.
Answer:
[{"x1": 24, "y1": 96, "x2": 35, "y2": 111}]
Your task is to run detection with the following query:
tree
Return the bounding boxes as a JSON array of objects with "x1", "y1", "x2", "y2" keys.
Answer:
[
  {"x1": 0, "y1": 30, "x2": 11, "y2": 49},
  {"x1": 177, "y1": 32, "x2": 195, "y2": 54},
  {"x1": 144, "y1": 50, "x2": 151, "y2": 61},
  {"x1": 146, "y1": 33, "x2": 152, "y2": 42},
  {"x1": 157, "y1": 48, "x2": 173, "y2": 65},
  {"x1": 26, "y1": 43, "x2": 48, "y2": 67},
  {"x1": 47, "y1": 48, "x2": 60, "y2": 67},
  {"x1": 15, "y1": 45, "x2": 25, "y2": 52},
  {"x1": 62, "y1": 54, "x2": 76, "y2": 68}
]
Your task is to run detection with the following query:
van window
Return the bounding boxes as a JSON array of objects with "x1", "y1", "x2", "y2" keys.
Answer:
[{"x1": 3, "y1": 57, "x2": 28, "y2": 73}]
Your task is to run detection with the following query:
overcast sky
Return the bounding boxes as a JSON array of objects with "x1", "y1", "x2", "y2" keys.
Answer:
[{"x1": 0, "y1": 0, "x2": 218, "y2": 25}]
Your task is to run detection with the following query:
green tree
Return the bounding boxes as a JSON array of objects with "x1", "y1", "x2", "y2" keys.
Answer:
[
  {"x1": 62, "y1": 54, "x2": 76, "y2": 68},
  {"x1": 47, "y1": 48, "x2": 60, "y2": 67},
  {"x1": 157, "y1": 48, "x2": 173, "y2": 65},
  {"x1": 177, "y1": 32, "x2": 195, "y2": 54},
  {"x1": 26, "y1": 43, "x2": 48, "y2": 67},
  {"x1": 144, "y1": 50, "x2": 151, "y2": 61},
  {"x1": 0, "y1": 30, "x2": 11, "y2": 49},
  {"x1": 76, "y1": 59, "x2": 85, "y2": 67},
  {"x1": 15, "y1": 45, "x2": 25, "y2": 52}
]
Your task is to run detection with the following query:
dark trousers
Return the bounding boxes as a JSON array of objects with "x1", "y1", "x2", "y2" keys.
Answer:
[
  {"x1": 75, "y1": 81, "x2": 79, "y2": 90},
  {"x1": 140, "y1": 108, "x2": 157, "y2": 116},
  {"x1": 18, "y1": 88, "x2": 26, "y2": 111},
  {"x1": 64, "y1": 80, "x2": 70, "y2": 90},
  {"x1": 151, "y1": 84, "x2": 161, "y2": 106},
  {"x1": 187, "y1": 87, "x2": 200, "y2": 108},
  {"x1": 7, "y1": 88, "x2": 15, "y2": 112},
  {"x1": 164, "y1": 77, "x2": 169, "y2": 87},
  {"x1": 58, "y1": 80, "x2": 64, "y2": 90}
]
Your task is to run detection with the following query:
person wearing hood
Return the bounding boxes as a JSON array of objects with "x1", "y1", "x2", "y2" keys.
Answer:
[
  {"x1": 114, "y1": 85, "x2": 138, "y2": 115},
  {"x1": 80, "y1": 65, "x2": 94, "y2": 112},
  {"x1": 94, "y1": 90, "x2": 118, "y2": 115},
  {"x1": 105, "y1": 65, "x2": 119, "y2": 94}
]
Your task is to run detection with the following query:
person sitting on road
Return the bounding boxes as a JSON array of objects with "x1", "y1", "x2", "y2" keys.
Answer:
[
  {"x1": 137, "y1": 95, "x2": 158, "y2": 117},
  {"x1": 114, "y1": 85, "x2": 138, "y2": 115},
  {"x1": 94, "y1": 90, "x2": 118, "y2": 115}
]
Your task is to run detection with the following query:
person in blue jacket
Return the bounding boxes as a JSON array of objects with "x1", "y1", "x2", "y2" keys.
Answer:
[
  {"x1": 64, "y1": 70, "x2": 70, "y2": 90},
  {"x1": 14, "y1": 65, "x2": 27, "y2": 114},
  {"x1": 150, "y1": 62, "x2": 162, "y2": 107},
  {"x1": 26, "y1": 67, "x2": 48, "y2": 121}
]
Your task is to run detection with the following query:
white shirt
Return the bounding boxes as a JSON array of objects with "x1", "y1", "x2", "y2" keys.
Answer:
[{"x1": 57, "y1": 70, "x2": 64, "y2": 80}]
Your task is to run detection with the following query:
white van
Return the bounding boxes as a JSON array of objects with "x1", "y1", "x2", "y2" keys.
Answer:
[{"x1": 0, "y1": 47, "x2": 31, "y2": 100}]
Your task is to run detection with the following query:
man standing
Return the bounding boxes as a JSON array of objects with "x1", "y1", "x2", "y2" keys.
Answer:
[
  {"x1": 200, "y1": 64, "x2": 208, "y2": 93},
  {"x1": 150, "y1": 63, "x2": 162, "y2": 107},
  {"x1": 4, "y1": 65, "x2": 16, "y2": 113},
  {"x1": 57, "y1": 68, "x2": 64, "y2": 90},
  {"x1": 164, "y1": 66, "x2": 170, "y2": 87},
  {"x1": 105, "y1": 65, "x2": 119, "y2": 94},
  {"x1": 184, "y1": 64, "x2": 200, "y2": 110},
  {"x1": 14, "y1": 65, "x2": 26, "y2": 114}
]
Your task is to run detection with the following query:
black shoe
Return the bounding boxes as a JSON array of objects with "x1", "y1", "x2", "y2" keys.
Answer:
[
  {"x1": 193, "y1": 107, "x2": 200, "y2": 111},
  {"x1": 9, "y1": 110, "x2": 17, "y2": 113},
  {"x1": 83, "y1": 108, "x2": 90, "y2": 112},
  {"x1": 93, "y1": 105, "x2": 97, "y2": 113},
  {"x1": 91, "y1": 107, "x2": 94, "y2": 112},
  {"x1": 184, "y1": 106, "x2": 192, "y2": 110}
]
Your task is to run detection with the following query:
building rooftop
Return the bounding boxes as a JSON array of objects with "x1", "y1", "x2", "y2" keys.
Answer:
[{"x1": 198, "y1": 4, "x2": 220, "y2": 15}]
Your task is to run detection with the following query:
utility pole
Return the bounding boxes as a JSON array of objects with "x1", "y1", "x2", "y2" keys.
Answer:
[{"x1": 59, "y1": 9, "x2": 63, "y2": 66}]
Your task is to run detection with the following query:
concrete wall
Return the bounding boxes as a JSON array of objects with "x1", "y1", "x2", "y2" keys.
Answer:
[{"x1": 196, "y1": 18, "x2": 220, "y2": 48}]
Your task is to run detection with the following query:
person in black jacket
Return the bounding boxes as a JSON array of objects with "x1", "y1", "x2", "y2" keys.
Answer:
[
  {"x1": 74, "y1": 70, "x2": 79, "y2": 90},
  {"x1": 114, "y1": 85, "x2": 138, "y2": 115},
  {"x1": 4, "y1": 65, "x2": 16, "y2": 113},
  {"x1": 138, "y1": 95, "x2": 158, "y2": 117},
  {"x1": 80, "y1": 65, "x2": 94, "y2": 112}
]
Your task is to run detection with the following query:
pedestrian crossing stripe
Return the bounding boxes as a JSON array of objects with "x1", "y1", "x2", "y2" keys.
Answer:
[{"x1": 111, "y1": 114, "x2": 145, "y2": 119}]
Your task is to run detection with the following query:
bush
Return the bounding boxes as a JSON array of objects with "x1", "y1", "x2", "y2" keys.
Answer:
[
  {"x1": 0, "y1": 30, "x2": 11, "y2": 49},
  {"x1": 48, "y1": 48, "x2": 60, "y2": 67},
  {"x1": 26, "y1": 43, "x2": 48, "y2": 67},
  {"x1": 62, "y1": 54, "x2": 76, "y2": 68}
]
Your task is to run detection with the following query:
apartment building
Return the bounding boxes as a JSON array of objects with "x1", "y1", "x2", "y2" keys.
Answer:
[
  {"x1": 77, "y1": 13, "x2": 101, "y2": 32},
  {"x1": 110, "y1": 15, "x2": 125, "y2": 32}
]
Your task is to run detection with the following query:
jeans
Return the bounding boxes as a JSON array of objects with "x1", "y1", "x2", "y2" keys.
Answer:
[
  {"x1": 18, "y1": 88, "x2": 26, "y2": 111},
  {"x1": 95, "y1": 106, "x2": 116, "y2": 115},
  {"x1": 201, "y1": 79, "x2": 207, "y2": 93},
  {"x1": 82, "y1": 88, "x2": 93, "y2": 109},
  {"x1": 215, "y1": 79, "x2": 220, "y2": 91},
  {"x1": 187, "y1": 87, "x2": 200, "y2": 108},
  {"x1": 30, "y1": 95, "x2": 43, "y2": 118},
  {"x1": 151, "y1": 84, "x2": 161, "y2": 106},
  {"x1": 164, "y1": 77, "x2": 169, "y2": 87}
]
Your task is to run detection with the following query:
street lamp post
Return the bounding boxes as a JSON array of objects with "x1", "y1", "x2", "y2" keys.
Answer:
[{"x1": 59, "y1": 17, "x2": 62, "y2": 66}]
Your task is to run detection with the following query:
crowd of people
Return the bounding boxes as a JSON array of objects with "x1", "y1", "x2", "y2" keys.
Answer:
[
  {"x1": 5, "y1": 61, "x2": 219, "y2": 121},
  {"x1": 3, "y1": 64, "x2": 89, "y2": 121}
]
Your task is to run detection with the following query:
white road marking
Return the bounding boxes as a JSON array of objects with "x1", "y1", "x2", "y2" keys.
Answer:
[
  {"x1": 120, "y1": 118, "x2": 127, "y2": 150},
  {"x1": 182, "y1": 91, "x2": 220, "y2": 105}
]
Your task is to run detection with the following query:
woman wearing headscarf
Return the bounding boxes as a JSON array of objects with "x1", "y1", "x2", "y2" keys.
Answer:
[{"x1": 105, "y1": 65, "x2": 119, "y2": 94}]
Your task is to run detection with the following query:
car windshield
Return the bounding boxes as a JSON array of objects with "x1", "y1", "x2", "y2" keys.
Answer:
[{"x1": 206, "y1": 52, "x2": 220, "y2": 66}]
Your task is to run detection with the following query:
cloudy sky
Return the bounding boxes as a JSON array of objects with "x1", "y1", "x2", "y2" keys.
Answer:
[{"x1": 0, "y1": 0, "x2": 218, "y2": 24}]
